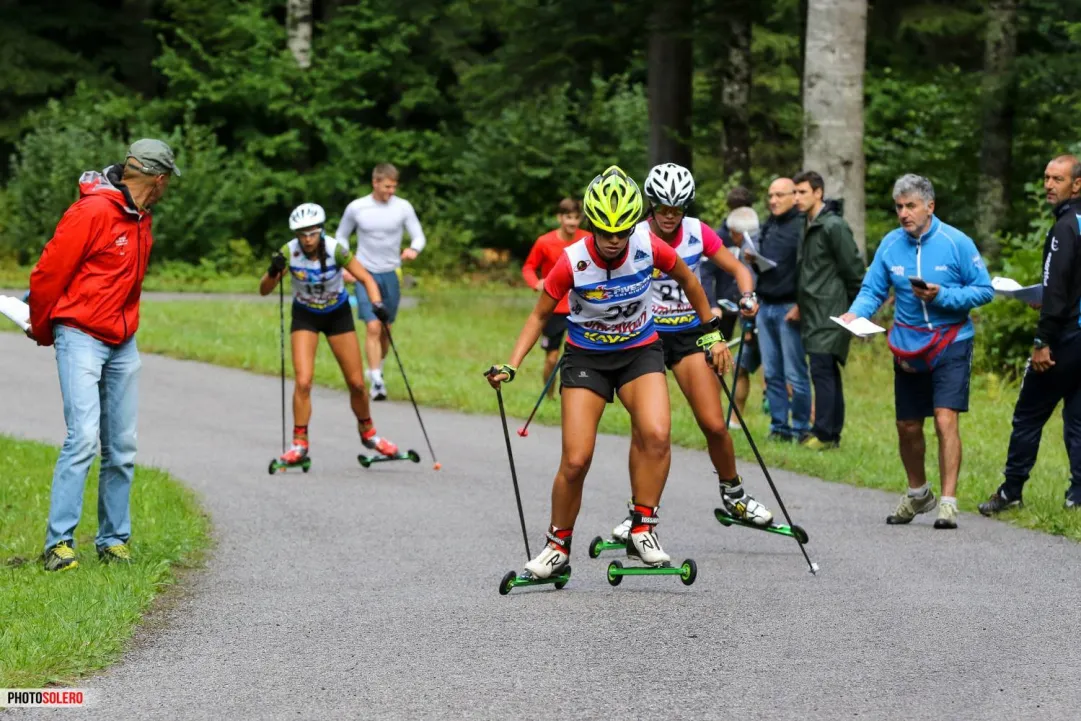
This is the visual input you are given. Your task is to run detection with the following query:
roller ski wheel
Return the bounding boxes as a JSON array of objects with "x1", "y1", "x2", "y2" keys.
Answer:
[
  {"x1": 713, "y1": 507, "x2": 809, "y2": 543},
  {"x1": 267, "y1": 457, "x2": 312, "y2": 475},
  {"x1": 357, "y1": 449, "x2": 421, "y2": 468},
  {"x1": 587, "y1": 535, "x2": 626, "y2": 559},
  {"x1": 607, "y1": 559, "x2": 695, "y2": 586},
  {"x1": 498, "y1": 566, "x2": 572, "y2": 595}
]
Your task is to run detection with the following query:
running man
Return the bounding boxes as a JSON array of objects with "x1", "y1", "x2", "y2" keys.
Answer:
[
  {"x1": 336, "y1": 163, "x2": 426, "y2": 400},
  {"x1": 486, "y1": 166, "x2": 731, "y2": 580},
  {"x1": 605, "y1": 163, "x2": 773, "y2": 544},
  {"x1": 260, "y1": 203, "x2": 400, "y2": 466},
  {"x1": 521, "y1": 197, "x2": 590, "y2": 397}
]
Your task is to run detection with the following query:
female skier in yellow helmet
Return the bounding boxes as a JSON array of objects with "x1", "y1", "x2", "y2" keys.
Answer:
[{"x1": 486, "y1": 166, "x2": 733, "y2": 585}]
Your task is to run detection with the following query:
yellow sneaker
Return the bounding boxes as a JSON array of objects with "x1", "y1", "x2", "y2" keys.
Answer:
[
  {"x1": 886, "y1": 491, "x2": 937, "y2": 524},
  {"x1": 44, "y1": 541, "x2": 79, "y2": 572},
  {"x1": 800, "y1": 435, "x2": 839, "y2": 451},
  {"x1": 934, "y1": 502, "x2": 958, "y2": 529},
  {"x1": 97, "y1": 543, "x2": 132, "y2": 564}
]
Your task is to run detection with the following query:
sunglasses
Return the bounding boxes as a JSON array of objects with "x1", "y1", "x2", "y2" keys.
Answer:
[{"x1": 596, "y1": 227, "x2": 633, "y2": 240}]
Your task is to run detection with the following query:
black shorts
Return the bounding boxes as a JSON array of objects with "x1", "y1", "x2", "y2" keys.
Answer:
[
  {"x1": 540, "y1": 313, "x2": 568, "y2": 351},
  {"x1": 560, "y1": 340, "x2": 666, "y2": 403},
  {"x1": 659, "y1": 328, "x2": 705, "y2": 369},
  {"x1": 291, "y1": 301, "x2": 356, "y2": 337},
  {"x1": 893, "y1": 338, "x2": 974, "y2": 420}
]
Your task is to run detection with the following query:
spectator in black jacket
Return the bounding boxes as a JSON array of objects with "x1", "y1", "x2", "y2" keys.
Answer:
[
  {"x1": 756, "y1": 177, "x2": 811, "y2": 442},
  {"x1": 980, "y1": 154, "x2": 1081, "y2": 514}
]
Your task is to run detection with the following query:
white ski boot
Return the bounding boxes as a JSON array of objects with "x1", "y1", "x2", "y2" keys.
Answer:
[
  {"x1": 626, "y1": 505, "x2": 670, "y2": 567},
  {"x1": 721, "y1": 478, "x2": 774, "y2": 527},
  {"x1": 523, "y1": 530, "x2": 570, "y2": 579}
]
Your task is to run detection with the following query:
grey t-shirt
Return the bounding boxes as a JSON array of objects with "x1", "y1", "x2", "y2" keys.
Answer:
[{"x1": 335, "y1": 194, "x2": 426, "y2": 273}]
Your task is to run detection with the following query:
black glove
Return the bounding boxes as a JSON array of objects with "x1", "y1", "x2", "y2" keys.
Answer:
[
  {"x1": 372, "y1": 302, "x2": 390, "y2": 323},
  {"x1": 268, "y1": 252, "x2": 287, "y2": 278}
]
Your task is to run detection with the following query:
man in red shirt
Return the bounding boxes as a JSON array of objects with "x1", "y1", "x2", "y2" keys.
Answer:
[
  {"x1": 28, "y1": 139, "x2": 179, "y2": 572},
  {"x1": 521, "y1": 198, "x2": 589, "y2": 396}
]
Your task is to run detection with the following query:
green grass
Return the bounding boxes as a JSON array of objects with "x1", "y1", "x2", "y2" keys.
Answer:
[
  {"x1": 0, "y1": 263, "x2": 253, "y2": 294},
  {"x1": 0, "y1": 435, "x2": 211, "y2": 687}
]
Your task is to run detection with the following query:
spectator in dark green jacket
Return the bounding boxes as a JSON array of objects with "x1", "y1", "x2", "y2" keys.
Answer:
[{"x1": 793, "y1": 171, "x2": 865, "y2": 450}]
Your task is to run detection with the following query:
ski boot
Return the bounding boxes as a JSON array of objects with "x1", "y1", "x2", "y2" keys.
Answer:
[
  {"x1": 499, "y1": 528, "x2": 573, "y2": 595},
  {"x1": 713, "y1": 475, "x2": 809, "y2": 543},
  {"x1": 268, "y1": 442, "x2": 312, "y2": 474},
  {"x1": 606, "y1": 505, "x2": 696, "y2": 587},
  {"x1": 357, "y1": 428, "x2": 420, "y2": 468},
  {"x1": 587, "y1": 507, "x2": 632, "y2": 558}
]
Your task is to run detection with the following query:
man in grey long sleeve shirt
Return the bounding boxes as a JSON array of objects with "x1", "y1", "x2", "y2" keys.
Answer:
[{"x1": 336, "y1": 162, "x2": 427, "y2": 400}]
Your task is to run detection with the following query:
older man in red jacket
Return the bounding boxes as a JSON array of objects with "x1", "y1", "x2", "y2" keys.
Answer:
[{"x1": 29, "y1": 139, "x2": 179, "y2": 571}]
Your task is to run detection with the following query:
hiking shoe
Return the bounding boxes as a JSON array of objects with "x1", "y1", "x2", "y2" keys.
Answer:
[
  {"x1": 933, "y1": 503, "x2": 958, "y2": 529},
  {"x1": 97, "y1": 543, "x2": 132, "y2": 564},
  {"x1": 978, "y1": 488, "x2": 1023, "y2": 516},
  {"x1": 44, "y1": 541, "x2": 78, "y2": 572},
  {"x1": 886, "y1": 490, "x2": 937, "y2": 524},
  {"x1": 801, "y1": 435, "x2": 839, "y2": 451}
]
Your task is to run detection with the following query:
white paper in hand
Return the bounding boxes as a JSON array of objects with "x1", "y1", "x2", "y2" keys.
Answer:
[
  {"x1": 991, "y1": 276, "x2": 1043, "y2": 304},
  {"x1": 0, "y1": 295, "x2": 30, "y2": 331},
  {"x1": 830, "y1": 315, "x2": 885, "y2": 338},
  {"x1": 752, "y1": 254, "x2": 778, "y2": 273}
]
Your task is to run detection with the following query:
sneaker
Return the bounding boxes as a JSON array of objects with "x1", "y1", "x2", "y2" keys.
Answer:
[
  {"x1": 524, "y1": 537, "x2": 570, "y2": 579},
  {"x1": 98, "y1": 543, "x2": 132, "y2": 563},
  {"x1": 978, "y1": 488, "x2": 1023, "y2": 516},
  {"x1": 362, "y1": 433, "x2": 398, "y2": 457},
  {"x1": 43, "y1": 541, "x2": 78, "y2": 572},
  {"x1": 625, "y1": 506, "x2": 670, "y2": 566},
  {"x1": 721, "y1": 483, "x2": 773, "y2": 526},
  {"x1": 886, "y1": 490, "x2": 937, "y2": 524},
  {"x1": 933, "y1": 503, "x2": 958, "y2": 529},
  {"x1": 611, "y1": 515, "x2": 631, "y2": 543},
  {"x1": 801, "y1": 435, "x2": 839, "y2": 451},
  {"x1": 1065, "y1": 487, "x2": 1081, "y2": 509},
  {"x1": 371, "y1": 380, "x2": 388, "y2": 401}
]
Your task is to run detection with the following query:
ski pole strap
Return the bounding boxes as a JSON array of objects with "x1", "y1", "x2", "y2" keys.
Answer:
[
  {"x1": 490, "y1": 363, "x2": 517, "y2": 382},
  {"x1": 696, "y1": 330, "x2": 724, "y2": 350}
]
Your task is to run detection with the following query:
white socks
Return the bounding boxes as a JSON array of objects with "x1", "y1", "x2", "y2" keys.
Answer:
[
  {"x1": 907, "y1": 484, "x2": 929, "y2": 498},
  {"x1": 370, "y1": 368, "x2": 384, "y2": 384},
  {"x1": 941, "y1": 496, "x2": 957, "y2": 507}
]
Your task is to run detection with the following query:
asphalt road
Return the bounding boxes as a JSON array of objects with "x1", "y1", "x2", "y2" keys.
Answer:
[{"x1": 2, "y1": 332, "x2": 1079, "y2": 720}]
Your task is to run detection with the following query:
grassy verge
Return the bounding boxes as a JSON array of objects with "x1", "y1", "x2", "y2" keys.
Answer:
[{"x1": 0, "y1": 435, "x2": 211, "y2": 687}]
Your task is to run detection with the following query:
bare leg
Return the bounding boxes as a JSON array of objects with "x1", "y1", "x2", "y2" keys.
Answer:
[
  {"x1": 617, "y1": 372, "x2": 672, "y2": 507},
  {"x1": 671, "y1": 353, "x2": 736, "y2": 479},
  {"x1": 896, "y1": 419, "x2": 927, "y2": 490},
  {"x1": 934, "y1": 408, "x2": 962, "y2": 498},
  {"x1": 290, "y1": 331, "x2": 319, "y2": 429},
  {"x1": 735, "y1": 368, "x2": 751, "y2": 416},
  {"x1": 326, "y1": 330, "x2": 371, "y2": 427},
  {"x1": 364, "y1": 320, "x2": 383, "y2": 375},
  {"x1": 549, "y1": 388, "x2": 607, "y2": 528},
  {"x1": 543, "y1": 349, "x2": 560, "y2": 399}
]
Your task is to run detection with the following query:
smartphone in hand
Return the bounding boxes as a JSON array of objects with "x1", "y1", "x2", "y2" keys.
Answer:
[{"x1": 908, "y1": 276, "x2": 929, "y2": 289}]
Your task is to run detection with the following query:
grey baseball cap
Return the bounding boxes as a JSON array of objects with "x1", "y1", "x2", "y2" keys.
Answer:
[{"x1": 127, "y1": 138, "x2": 181, "y2": 176}]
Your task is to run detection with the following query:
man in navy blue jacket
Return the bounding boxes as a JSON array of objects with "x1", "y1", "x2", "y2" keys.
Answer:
[
  {"x1": 841, "y1": 174, "x2": 993, "y2": 529},
  {"x1": 980, "y1": 155, "x2": 1081, "y2": 514}
]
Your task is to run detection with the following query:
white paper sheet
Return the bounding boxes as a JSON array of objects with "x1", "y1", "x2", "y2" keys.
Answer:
[
  {"x1": 991, "y1": 276, "x2": 1043, "y2": 304},
  {"x1": 0, "y1": 295, "x2": 30, "y2": 331},
  {"x1": 830, "y1": 315, "x2": 885, "y2": 338},
  {"x1": 752, "y1": 254, "x2": 778, "y2": 273}
]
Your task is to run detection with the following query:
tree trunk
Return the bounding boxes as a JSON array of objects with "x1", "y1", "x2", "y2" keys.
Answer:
[
  {"x1": 647, "y1": 0, "x2": 694, "y2": 171},
  {"x1": 976, "y1": 0, "x2": 1019, "y2": 257},
  {"x1": 720, "y1": 5, "x2": 752, "y2": 182},
  {"x1": 123, "y1": 0, "x2": 158, "y2": 97},
  {"x1": 287, "y1": 0, "x2": 313, "y2": 69},
  {"x1": 802, "y1": 0, "x2": 868, "y2": 257}
]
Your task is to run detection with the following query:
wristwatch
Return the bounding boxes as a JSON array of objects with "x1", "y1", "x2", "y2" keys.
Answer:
[{"x1": 1033, "y1": 338, "x2": 1048, "y2": 350}]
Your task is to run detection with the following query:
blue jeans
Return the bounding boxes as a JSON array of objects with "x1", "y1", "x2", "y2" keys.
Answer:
[
  {"x1": 757, "y1": 302, "x2": 811, "y2": 437},
  {"x1": 46, "y1": 325, "x2": 141, "y2": 552}
]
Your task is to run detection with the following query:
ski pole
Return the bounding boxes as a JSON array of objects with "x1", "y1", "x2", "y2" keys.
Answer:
[
  {"x1": 716, "y1": 370, "x2": 819, "y2": 575},
  {"x1": 517, "y1": 356, "x2": 563, "y2": 437},
  {"x1": 279, "y1": 275, "x2": 286, "y2": 454},
  {"x1": 485, "y1": 368, "x2": 531, "y2": 560},
  {"x1": 383, "y1": 322, "x2": 441, "y2": 470},
  {"x1": 725, "y1": 318, "x2": 751, "y2": 427}
]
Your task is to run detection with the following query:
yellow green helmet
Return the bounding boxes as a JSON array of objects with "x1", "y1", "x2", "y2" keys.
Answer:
[{"x1": 582, "y1": 165, "x2": 644, "y2": 234}]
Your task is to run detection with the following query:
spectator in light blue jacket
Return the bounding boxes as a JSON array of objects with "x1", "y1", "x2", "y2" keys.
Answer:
[{"x1": 841, "y1": 174, "x2": 993, "y2": 530}]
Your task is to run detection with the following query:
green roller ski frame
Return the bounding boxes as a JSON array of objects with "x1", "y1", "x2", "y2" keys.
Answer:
[
  {"x1": 268, "y1": 457, "x2": 311, "y2": 475},
  {"x1": 713, "y1": 507, "x2": 809, "y2": 543},
  {"x1": 498, "y1": 567, "x2": 572, "y2": 595},
  {"x1": 357, "y1": 449, "x2": 421, "y2": 468},
  {"x1": 606, "y1": 559, "x2": 697, "y2": 586},
  {"x1": 587, "y1": 535, "x2": 626, "y2": 558}
]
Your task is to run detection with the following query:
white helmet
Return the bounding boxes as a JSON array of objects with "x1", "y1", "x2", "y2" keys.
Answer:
[
  {"x1": 288, "y1": 203, "x2": 326, "y2": 231},
  {"x1": 644, "y1": 163, "x2": 695, "y2": 209}
]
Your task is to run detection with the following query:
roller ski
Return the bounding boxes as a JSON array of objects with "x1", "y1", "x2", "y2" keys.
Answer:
[
  {"x1": 604, "y1": 505, "x2": 697, "y2": 587},
  {"x1": 499, "y1": 531, "x2": 572, "y2": 595},
  {"x1": 356, "y1": 429, "x2": 420, "y2": 468},
  {"x1": 268, "y1": 442, "x2": 311, "y2": 475},
  {"x1": 587, "y1": 514, "x2": 631, "y2": 558}
]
